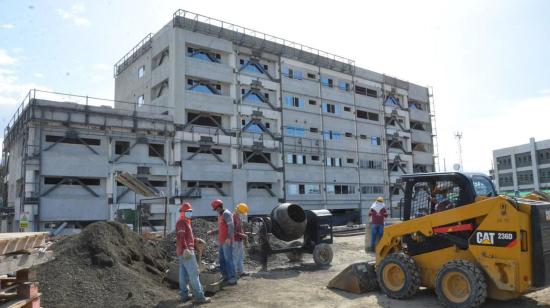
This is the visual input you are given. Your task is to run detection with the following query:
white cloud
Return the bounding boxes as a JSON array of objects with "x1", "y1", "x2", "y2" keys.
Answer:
[
  {"x1": 0, "y1": 69, "x2": 50, "y2": 106},
  {"x1": 0, "y1": 50, "x2": 16, "y2": 65},
  {"x1": 1, "y1": 24, "x2": 14, "y2": 29},
  {"x1": 56, "y1": 3, "x2": 91, "y2": 27},
  {"x1": 34, "y1": 73, "x2": 44, "y2": 78}
]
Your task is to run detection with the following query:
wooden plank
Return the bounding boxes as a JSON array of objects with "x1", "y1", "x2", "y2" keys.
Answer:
[
  {"x1": 0, "y1": 293, "x2": 40, "y2": 308},
  {"x1": 0, "y1": 234, "x2": 47, "y2": 256},
  {"x1": 0, "y1": 251, "x2": 53, "y2": 277}
]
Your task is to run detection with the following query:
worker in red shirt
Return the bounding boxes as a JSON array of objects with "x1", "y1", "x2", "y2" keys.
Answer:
[
  {"x1": 208, "y1": 199, "x2": 237, "y2": 285},
  {"x1": 176, "y1": 203, "x2": 210, "y2": 304},
  {"x1": 232, "y1": 203, "x2": 248, "y2": 277},
  {"x1": 369, "y1": 196, "x2": 388, "y2": 252}
]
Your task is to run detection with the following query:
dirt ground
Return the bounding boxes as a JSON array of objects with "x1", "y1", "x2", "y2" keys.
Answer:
[{"x1": 158, "y1": 234, "x2": 550, "y2": 308}]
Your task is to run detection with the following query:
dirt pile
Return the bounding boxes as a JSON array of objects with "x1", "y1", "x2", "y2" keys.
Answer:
[{"x1": 36, "y1": 221, "x2": 178, "y2": 308}]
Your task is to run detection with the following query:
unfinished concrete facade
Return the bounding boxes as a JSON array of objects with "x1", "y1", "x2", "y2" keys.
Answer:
[
  {"x1": 1, "y1": 91, "x2": 175, "y2": 232},
  {"x1": 1, "y1": 10, "x2": 437, "y2": 232},
  {"x1": 493, "y1": 137, "x2": 550, "y2": 195},
  {"x1": 113, "y1": 10, "x2": 437, "y2": 222}
]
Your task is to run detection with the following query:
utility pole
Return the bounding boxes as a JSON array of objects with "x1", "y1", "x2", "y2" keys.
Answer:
[{"x1": 455, "y1": 132, "x2": 463, "y2": 171}]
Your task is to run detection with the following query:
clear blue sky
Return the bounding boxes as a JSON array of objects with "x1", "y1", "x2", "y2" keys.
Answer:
[{"x1": 1, "y1": 0, "x2": 549, "y2": 172}]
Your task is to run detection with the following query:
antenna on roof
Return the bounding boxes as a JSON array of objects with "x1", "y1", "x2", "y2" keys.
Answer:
[{"x1": 455, "y1": 132, "x2": 463, "y2": 171}]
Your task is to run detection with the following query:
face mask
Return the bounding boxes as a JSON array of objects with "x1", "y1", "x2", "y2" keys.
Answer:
[
  {"x1": 241, "y1": 214, "x2": 248, "y2": 223},
  {"x1": 435, "y1": 194, "x2": 444, "y2": 203},
  {"x1": 184, "y1": 211, "x2": 193, "y2": 219}
]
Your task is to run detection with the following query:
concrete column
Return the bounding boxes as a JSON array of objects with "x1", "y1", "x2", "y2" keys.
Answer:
[
  {"x1": 511, "y1": 153, "x2": 518, "y2": 192},
  {"x1": 530, "y1": 137, "x2": 540, "y2": 190}
]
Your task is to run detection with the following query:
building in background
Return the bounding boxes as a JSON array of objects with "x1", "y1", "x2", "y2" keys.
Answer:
[
  {"x1": 1, "y1": 10, "x2": 437, "y2": 232},
  {"x1": 493, "y1": 137, "x2": 550, "y2": 195}
]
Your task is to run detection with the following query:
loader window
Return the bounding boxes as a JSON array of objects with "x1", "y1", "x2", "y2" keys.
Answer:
[
  {"x1": 410, "y1": 182, "x2": 432, "y2": 219},
  {"x1": 472, "y1": 176, "x2": 495, "y2": 197}
]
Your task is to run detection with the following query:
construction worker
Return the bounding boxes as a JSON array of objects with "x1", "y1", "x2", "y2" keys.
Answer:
[
  {"x1": 433, "y1": 184, "x2": 454, "y2": 212},
  {"x1": 232, "y1": 203, "x2": 248, "y2": 277},
  {"x1": 209, "y1": 199, "x2": 237, "y2": 285},
  {"x1": 175, "y1": 203, "x2": 211, "y2": 304},
  {"x1": 368, "y1": 196, "x2": 388, "y2": 252}
]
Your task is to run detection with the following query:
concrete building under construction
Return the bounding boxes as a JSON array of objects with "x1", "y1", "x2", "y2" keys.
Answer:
[{"x1": 1, "y1": 10, "x2": 437, "y2": 232}]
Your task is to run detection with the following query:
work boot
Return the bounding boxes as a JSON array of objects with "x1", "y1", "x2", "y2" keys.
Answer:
[
  {"x1": 193, "y1": 297, "x2": 211, "y2": 304},
  {"x1": 180, "y1": 295, "x2": 192, "y2": 302},
  {"x1": 223, "y1": 279, "x2": 237, "y2": 286}
]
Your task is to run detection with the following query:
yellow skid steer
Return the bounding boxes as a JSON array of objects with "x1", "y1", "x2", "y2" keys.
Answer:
[{"x1": 329, "y1": 172, "x2": 550, "y2": 307}]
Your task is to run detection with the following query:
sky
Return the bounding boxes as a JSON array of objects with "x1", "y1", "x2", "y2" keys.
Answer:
[{"x1": 0, "y1": 0, "x2": 549, "y2": 173}]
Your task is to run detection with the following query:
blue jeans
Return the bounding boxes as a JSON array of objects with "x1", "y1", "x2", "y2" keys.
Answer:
[
  {"x1": 370, "y1": 224, "x2": 384, "y2": 250},
  {"x1": 178, "y1": 252, "x2": 206, "y2": 301},
  {"x1": 219, "y1": 243, "x2": 237, "y2": 283},
  {"x1": 232, "y1": 240, "x2": 245, "y2": 275}
]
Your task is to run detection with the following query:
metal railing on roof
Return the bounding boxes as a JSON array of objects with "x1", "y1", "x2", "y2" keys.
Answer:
[
  {"x1": 172, "y1": 9, "x2": 355, "y2": 72},
  {"x1": 3, "y1": 89, "x2": 173, "y2": 143},
  {"x1": 113, "y1": 33, "x2": 153, "y2": 77}
]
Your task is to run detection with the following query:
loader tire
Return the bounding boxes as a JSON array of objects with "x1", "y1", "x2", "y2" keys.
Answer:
[
  {"x1": 313, "y1": 243, "x2": 333, "y2": 266},
  {"x1": 435, "y1": 260, "x2": 487, "y2": 308},
  {"x1": 376, "y1": 252, "x2": 420, "y2": 299}
]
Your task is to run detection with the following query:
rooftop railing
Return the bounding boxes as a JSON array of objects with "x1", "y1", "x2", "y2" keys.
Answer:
[
  {"x1": 3, "y1": 89, "x2": 173, "y2": 142},
  {"x1": 172, "y1": 9, "x2": 355, "y2": 71}
]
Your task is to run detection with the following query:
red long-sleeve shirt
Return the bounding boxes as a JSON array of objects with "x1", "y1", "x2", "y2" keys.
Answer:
[
  {"x1": 369, "y1": 208, "x2": 388, "y2": 225},
  {"x1": 176, "y1": 218, "x2": 194, "y2": 256},
  {"x1": 233, "y1": 213, "x2": 246, "y2": 241}
]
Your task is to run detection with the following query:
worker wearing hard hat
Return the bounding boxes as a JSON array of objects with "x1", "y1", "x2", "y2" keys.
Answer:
[
  {"x1": 176, "y1": 203, "x2": 211, "y2": 304},
  {"x1": 208, "y1": 199, "x2": 237, "y2": 285},
  {"x1": 232, "y1": 203, "x2": 249, "y2": 277},
  {"x1": 368, "y1": 196, "x2": 388, "y2": 252}
]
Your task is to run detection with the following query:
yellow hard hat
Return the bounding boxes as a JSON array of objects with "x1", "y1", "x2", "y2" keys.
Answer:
[
  {"x1": 236, "y1": 203, "x2": 249, "y2": 214},
  {"x1": 376, "y1": 196, "x2": 384, "y2": 202}
]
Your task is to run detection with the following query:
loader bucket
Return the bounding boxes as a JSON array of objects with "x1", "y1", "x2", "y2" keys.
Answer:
[{"x1": 327, "y1": 262, "x2": 378, "y2": 294}]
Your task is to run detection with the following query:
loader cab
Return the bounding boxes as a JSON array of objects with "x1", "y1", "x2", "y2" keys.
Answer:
[
  {"x1": 399, "y1": 172, "x2": 497, "y2": 256},
  {"x1": 399, "y1": 172, "x2": 496, "y2": 221}
]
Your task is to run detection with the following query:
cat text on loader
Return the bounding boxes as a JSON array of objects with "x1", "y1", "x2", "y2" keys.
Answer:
[{"x1": 328, "y1": 172, "x2": 550, "y2": 308}]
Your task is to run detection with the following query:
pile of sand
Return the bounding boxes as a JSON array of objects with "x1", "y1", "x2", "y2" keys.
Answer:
[{"x1": 36, "y1": 221, "x2": 178, "y2": 308}]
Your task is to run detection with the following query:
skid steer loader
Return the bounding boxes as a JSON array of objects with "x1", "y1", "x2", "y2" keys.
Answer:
[{"x1": 329, "y1": 172, "x2": 550, "y2": 307}]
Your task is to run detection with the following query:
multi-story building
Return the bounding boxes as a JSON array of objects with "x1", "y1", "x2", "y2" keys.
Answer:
[
  {"x1": 1, "y1": 10, "x2": 436, "y2": 232},
  {"x1": 113, "y1": 10, "x2": 437, "y2": 221},
  {"x1": 493, "y1": 137, "x2": 550, "y2": 195}
]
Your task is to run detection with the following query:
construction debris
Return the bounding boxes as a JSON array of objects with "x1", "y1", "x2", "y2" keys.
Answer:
[{"x1": 36, "y1": 221, "x2": 178, "y2": 308}]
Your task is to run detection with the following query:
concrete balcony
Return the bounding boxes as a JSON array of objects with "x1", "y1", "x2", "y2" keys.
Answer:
[
  {"x1": 179, "y1": 130, "x2": 234, "y2": 146},
  {"x1": 409, "y1": 108, "x2": 431, "y2": 123},
  {"x1": 281, "y1": 78, "x2": 319, "y2": 98},
  {"x1": 240, "y1": 136, "x2": 280, "y2": 150},
  {"x1": 183, "y1": 91, "x2": 234, "y2": 115},
  {"x1": 185, "y1": 58, "x2": 233, "y2": 84},
  {"x1": 413, "y1": 151, "x2": 434, "y2": 165},
  {"x1": 386, "y1": 127, "x2": 411, "y2": 138},
  {"x1": 181, "y1": 160, "x2": 233, "y2": 181},
  {"x1": 384, "y1": 106, "x2": 409, "y2": 118},
  {"x1": 411, "y1": 129, "x2": 432, "y2": 144}
]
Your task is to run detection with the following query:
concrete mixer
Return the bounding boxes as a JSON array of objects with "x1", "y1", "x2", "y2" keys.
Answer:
[{"x1": 248, "y1": 203, "x2": 334, "y2": 269}]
